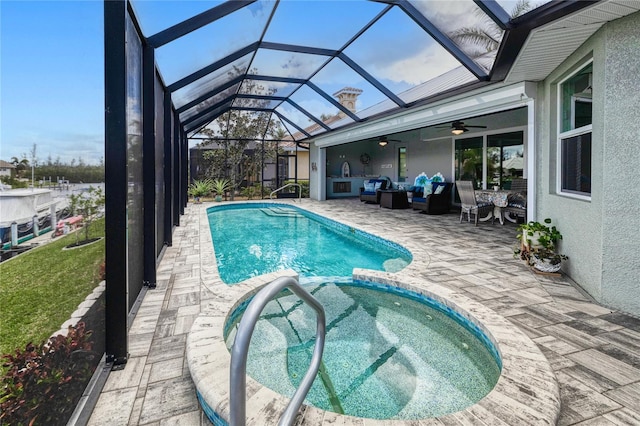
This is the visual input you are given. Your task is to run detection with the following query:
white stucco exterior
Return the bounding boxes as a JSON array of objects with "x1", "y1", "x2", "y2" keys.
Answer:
[{"x1": 536, "y1": 11, "x2": 640, "y2": 315}]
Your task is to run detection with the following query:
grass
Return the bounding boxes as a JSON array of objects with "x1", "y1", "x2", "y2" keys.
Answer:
[{"x1": 0, "y1": 218, "x2": 105, "y2": 355}]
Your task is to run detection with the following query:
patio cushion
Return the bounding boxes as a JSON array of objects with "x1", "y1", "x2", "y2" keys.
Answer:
[
  {"x1": 408, "y1": 185, "x2": 423, "y2": 196},
  {"x1": 507, "y1": 192, "x2": 527, "y2": 209}
]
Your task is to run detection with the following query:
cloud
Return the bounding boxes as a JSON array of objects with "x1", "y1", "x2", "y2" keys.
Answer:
[
  {"x1": 2, "y1": 130, "x2": 104, "y2": 165},
  {"x1": 378, "y1": 43, "x2": 461, "y2": 85}
]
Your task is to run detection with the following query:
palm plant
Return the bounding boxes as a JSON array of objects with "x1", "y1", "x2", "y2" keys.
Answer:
[
  {"x1": 211, "y1": 178, "x2": 231, "y2": 201},
  {"x1": 188, "y1": 179, "x2": 214, "y2": 203},
  {"x1": 449, "y1": 0, "x2": 533, "y2": 57}
]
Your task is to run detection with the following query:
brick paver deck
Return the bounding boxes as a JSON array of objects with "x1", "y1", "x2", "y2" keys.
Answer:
[{"x1": 88, "y1": 199, "x2": 640, "y2": 425}]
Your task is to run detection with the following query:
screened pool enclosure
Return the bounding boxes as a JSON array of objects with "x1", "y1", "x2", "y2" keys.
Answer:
[{"x1": 103, "y1": 0, "x2": 598, "y2": 367}]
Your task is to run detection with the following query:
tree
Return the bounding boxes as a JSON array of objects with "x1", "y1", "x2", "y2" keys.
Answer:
[
  {"x1": 10, "y1": 156, "x2": 29, "y2": 178},
  {"x1": 199, "y1": 68, "x2": 285, "y2": 200},
  {"x1": 68, "y1": 186, "x2": 105, "y2": 245},
  {"x1": 29, "y1": 143, "x2": 37, "y2": 187},
  {"x1": 449, "y1": 0, "x2": 533, "y2": 58}
]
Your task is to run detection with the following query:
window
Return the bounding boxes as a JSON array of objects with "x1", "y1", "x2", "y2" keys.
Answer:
[
  {"x1": 558, "y1": 61, "x2": 592, "y2": 197},
  {"x1": 398, "y1": 147, "x2": 407, "y2": 182}
]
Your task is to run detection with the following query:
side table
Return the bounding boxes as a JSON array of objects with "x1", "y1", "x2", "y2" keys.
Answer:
[{"x1": 379, "y1": 190, "x2": 410, "y2": 209}]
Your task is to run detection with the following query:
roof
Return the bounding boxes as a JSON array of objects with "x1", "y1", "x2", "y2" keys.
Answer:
[
  {"x1": 0, "y1": 160, "x2": 16, "y2": 169},
  {"x1": 127, "y1": 0, "x2": 630, "y2": 143}
]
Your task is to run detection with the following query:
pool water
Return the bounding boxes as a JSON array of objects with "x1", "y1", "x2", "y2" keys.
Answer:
[
  {"x1": 207, "y1": 204, "x2": 411, "y2": 284},
  {"x1": 225, "y1": 279, "x2": 501, "y2": 420}
]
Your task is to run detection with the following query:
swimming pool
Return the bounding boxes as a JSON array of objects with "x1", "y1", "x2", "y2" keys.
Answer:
[
  {"x1": 224, "y1": 278, "x2": 501, "y2": 419},
  {"x1": 207, "y1": 204, "x2": 412, "y2": 284}
]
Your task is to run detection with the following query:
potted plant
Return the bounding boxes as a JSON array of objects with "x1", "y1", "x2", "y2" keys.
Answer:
[
  {"x1": 188, "y1": 179, "x2": 214, "y2": 203},
  {"x1": 515, "y1": 218, "x2": 568, "y2": 273},
  {"x1": 211, "y1": 178, "x2": 231, "y2": 202}
]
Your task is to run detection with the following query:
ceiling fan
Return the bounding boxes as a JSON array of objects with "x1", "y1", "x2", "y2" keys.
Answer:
[
  {"x1": 437, "y1": 120, "x2": 487, "y2": 135},
  {"x1": 377, "y1": 135, "x2": 400, "y2": 146}
]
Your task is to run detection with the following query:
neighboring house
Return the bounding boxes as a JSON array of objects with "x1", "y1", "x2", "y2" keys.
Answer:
[
  {"x1": 308, "y1": 6, "x2": 640, "y2": 316},
  {"x1": 0, "y1": 160, "x2": 16, "y2": 178},
  {"x1": 279, "y1": 141, "x2": 309, "y2": 182}
]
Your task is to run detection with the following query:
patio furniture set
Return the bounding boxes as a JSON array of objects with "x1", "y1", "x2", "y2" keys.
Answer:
[
  {"x1": 359, "y1": 177, "x2": 453, "y2": 213},
  {"x1": 359, "y1": 178, "x2": 527, "y2": 224}
]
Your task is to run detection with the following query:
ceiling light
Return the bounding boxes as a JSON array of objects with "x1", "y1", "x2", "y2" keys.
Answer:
[
  {"x1": 378, "y1": 140, "x2": 388, "y2": 147},
  {"x1": 451, "y1": 128, "x2": 465, "y2": 135}
]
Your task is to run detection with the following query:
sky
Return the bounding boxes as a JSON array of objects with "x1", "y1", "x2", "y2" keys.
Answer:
[
  {"x1": 1, "y1": 1, "x2": 105, "y2": 165},
  {"x1": 0, "y1": 0, "x2": 530, "y2": 165}
]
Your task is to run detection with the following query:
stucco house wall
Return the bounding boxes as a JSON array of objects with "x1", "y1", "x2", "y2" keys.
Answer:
[
  {"x1": 537, "y1": 11, "x2": 640, "y2": 316},
  {"x1": 406, "y1": 138, "x2": 453, "y2": 183}
]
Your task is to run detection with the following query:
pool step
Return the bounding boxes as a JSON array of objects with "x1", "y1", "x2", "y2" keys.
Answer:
[{"x1": 260, "y1": 207, "x2": 304, "y2": 218}]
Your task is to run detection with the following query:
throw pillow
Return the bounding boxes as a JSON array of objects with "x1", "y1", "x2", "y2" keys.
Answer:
[
  {"x1": 423, "y1": 185, "x2": 433, "y2": 195},
  {"x1": 434, "y1": 184, "x2": 445, "y2": 195},
  {"x1": 374, "y1": 181, "x2": 383, "y2": 191},
  {"x1": 364, "y1": 182, "x2": 375, "y2": 192}
]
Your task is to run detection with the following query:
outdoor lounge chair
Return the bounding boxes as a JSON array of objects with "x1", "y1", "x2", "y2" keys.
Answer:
[
  {"x1": 456, "y1": 180, "x2": 494, "y2": 225},
  {"x1": 411, "y1": 182, "x2": 453, "y2": 214},
  {"x1": 359, "y1": 178, "x2": 389, "y2": 204}
]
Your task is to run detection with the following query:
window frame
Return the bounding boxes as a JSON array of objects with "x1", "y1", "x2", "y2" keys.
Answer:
[{"x1": 556, "y1": 59, "x2": 593, "y2": 201}]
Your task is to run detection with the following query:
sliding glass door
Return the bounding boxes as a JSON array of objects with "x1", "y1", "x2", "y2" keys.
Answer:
[
  {"x1": 455, "y1": 137, "x2": 483, "y2": 189},
  {"x1": 487, "y1": 132, "x2": 524, "y2": 189},
  {"x1": 455, "y1": 131, "x2": 524, "y2": 190}
]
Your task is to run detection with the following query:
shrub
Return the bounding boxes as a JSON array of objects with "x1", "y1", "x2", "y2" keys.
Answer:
[
  {"x1": 188, "y1": 179, "x2": 214, "y2": 202},
  {"x1": 240, "y1": 185, "x2": 259, "y2": 200},
  {"x1": 0, "y1": 323, "x2": 98, "y2": 425},
  {"x1": 283, "y1": 179, "x2": 309, "y2": 197}
]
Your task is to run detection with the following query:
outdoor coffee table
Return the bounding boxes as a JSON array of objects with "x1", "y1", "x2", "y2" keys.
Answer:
[{"x1": 379, "y1": 190, "x2": 409, "y2": 209}]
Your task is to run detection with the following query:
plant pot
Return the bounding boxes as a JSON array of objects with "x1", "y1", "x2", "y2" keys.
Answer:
[
  {"x1": 215, "y1": 195, "x2": 222, "y2": 202},
  {"x1": 523, "y1": 230, "x2": 545, "y2": 250},
  {"x1": 533, "y1": 257, "x2": 562, "y2": 273}
]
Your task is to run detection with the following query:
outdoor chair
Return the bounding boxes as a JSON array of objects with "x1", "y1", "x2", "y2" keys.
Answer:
[
  {"x1": 456, "y1": 180, "x2": 494, "y2": 225},
  {"x1": 504, "y1": 178, "x2": 527, "y2": 222},
  {"x1": 509, "y1": 178, "x2": 527, "y2": 193},
  {"x1": 411, "y1": 182, "x2": 454, "y2": 215},
  {"x1": 359, "y1": 178, "x2": 389, "y2": 204}
]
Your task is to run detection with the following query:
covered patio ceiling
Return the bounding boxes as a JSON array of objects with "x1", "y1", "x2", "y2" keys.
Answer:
[{"x1": 130, "y1": 0, "x2": 598, "y2": 141}]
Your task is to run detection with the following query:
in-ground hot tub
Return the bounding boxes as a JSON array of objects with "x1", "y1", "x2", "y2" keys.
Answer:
[
  {"x1": 224, "y1": 277, "x2": 501, "y2": 420},
  {"x1": 187, "y1": 270, "x2": 561, "y2": 425}
]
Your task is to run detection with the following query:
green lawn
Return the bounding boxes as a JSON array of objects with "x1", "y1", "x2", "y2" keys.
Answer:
[{"x1": 0, "y1": 219, "x2": 105, "y2": 355}]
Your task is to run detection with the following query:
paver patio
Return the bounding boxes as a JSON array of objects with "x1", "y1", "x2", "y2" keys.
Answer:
[{"x1": 88, "y1": 198, "x2": 640, "y2": 425}]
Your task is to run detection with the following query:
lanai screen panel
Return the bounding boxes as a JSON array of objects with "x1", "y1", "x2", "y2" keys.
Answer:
[
  {"x1": 153, "y1": 0, "x2": 275, "y2": 85},
  {"x1": 179, "y1": 83, "x2": 242, "y2": 122},
  {"x1": 171, "y1": 54, "x2": 253, "y2": 110},
  {"x1": 154, "y1": 72, "x2": 165, "y2": 255},
  {"x1": 125, "y1": 11, "x2": 145, "y2": 311}
]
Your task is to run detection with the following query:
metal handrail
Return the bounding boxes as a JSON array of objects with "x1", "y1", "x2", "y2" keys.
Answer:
[
  {"x1": 229, "y1": 276, "x2": 326, "y2": 426},
  {"x1": 269, "y1": 183, "x2": 302, "y2": 202}
]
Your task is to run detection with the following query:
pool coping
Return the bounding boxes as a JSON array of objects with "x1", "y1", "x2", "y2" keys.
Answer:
[{"x1": 187, "y1": 202, "x2": 561, "y2": 425}]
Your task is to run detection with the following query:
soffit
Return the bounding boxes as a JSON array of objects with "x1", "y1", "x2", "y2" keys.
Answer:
[{"x1": 506, "y1": 0, "x2": 640, "y2": 83}]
